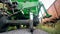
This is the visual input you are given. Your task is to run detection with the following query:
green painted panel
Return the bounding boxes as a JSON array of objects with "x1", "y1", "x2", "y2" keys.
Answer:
[
  {"x1": 5, "y1": 0, "x2": 51, "y2": 19},
  {"x1": 11, "y1": 0, "x2": 38, "y2": 2}
]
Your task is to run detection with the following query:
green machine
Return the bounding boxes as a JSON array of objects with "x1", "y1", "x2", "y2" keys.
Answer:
[{"x1": 0, "y1": 0, "x2": 51, "y2": 33}]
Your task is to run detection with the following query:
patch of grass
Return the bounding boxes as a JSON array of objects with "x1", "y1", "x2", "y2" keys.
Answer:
[
  {"x1": 36, "y1": 24, "x2": 55, "y2": 34},
  {"x1": 54, "y1": 21, "x2": 60, "y2": 34},
  {"x1": 36, "y1": 20, "x2": 60, "y2": 34},
  {"x1": 8, "y1": 26, "x2": 17, "y2": 31}
]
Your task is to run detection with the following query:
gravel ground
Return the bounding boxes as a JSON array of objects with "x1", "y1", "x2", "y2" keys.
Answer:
[{"x1": 0, "y1": 29, "x2": 48, "y2": 34}]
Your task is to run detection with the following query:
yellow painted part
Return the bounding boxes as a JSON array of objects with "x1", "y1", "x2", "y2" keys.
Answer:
[{"x1": 0, "y1": 3, "x2": 7, "y2": 9}]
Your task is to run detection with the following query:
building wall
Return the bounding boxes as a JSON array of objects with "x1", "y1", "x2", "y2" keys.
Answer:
[
  {"x1": 42, "y1": 0, "x2": 60, "y2": 23},
  {"x1": 55, "y1": 0, "x2": 60, "y2": 17}
]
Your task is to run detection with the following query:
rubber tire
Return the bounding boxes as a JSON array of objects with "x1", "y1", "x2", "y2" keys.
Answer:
[
  {"x1": 0, "y1": 24, "x2": 8, "y2": 33},
  {"x1": 33, "y1": 15, "x2": 39, "y2": 26}
]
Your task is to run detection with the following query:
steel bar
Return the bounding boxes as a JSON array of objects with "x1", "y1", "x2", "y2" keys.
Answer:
[{"x1": 6, "y1": 20, "x2": 30, "y2": 24}]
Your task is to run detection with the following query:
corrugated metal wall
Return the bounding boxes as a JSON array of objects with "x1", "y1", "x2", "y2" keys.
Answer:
[{"x1": 42, "y1": 0, "x2": 60, "y2": 23}]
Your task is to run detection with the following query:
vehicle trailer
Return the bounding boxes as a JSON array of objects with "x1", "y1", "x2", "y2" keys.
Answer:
[{"x1": 0, "y1": 0, "x2": 51, "y2": 33}]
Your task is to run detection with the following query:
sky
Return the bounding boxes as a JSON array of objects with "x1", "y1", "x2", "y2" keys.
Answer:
[
  {"x1": 39, "y1": 0, "x2": 55, "y2": 18},
  {"x1": 39, "y1": 0, "x2": 55, "y2": 9}
]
